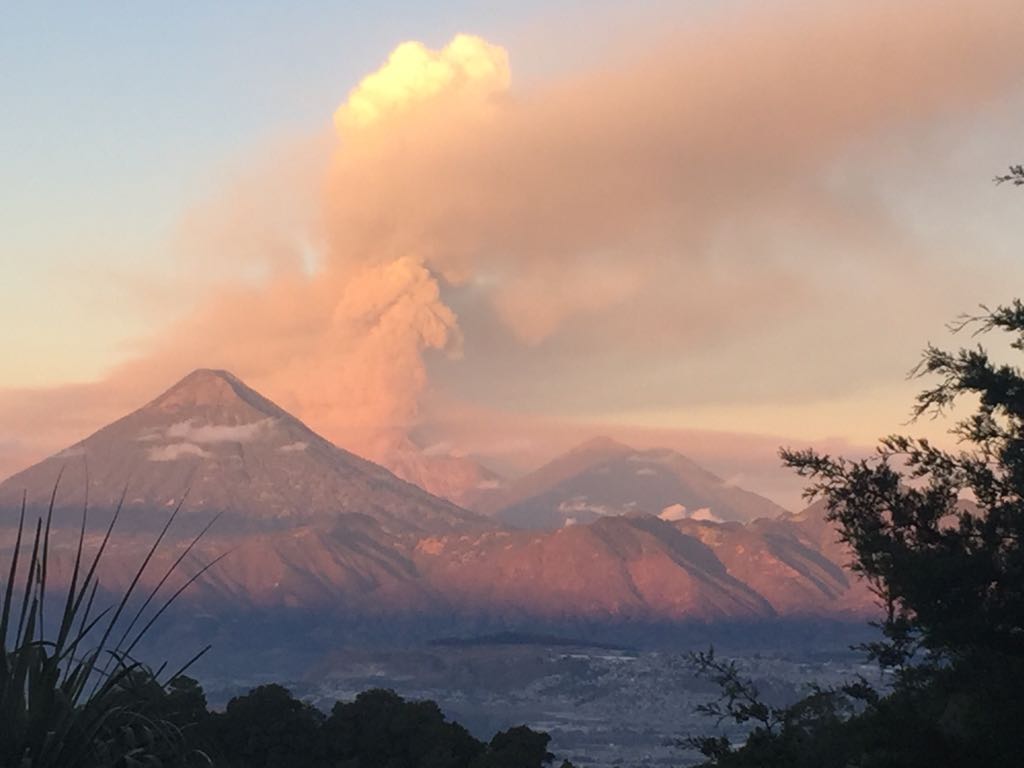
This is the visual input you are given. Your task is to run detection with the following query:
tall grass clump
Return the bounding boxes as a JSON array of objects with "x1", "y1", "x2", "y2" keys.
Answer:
[{"x1": 0, "y1": 477, "x2": 222, "y2": 767}]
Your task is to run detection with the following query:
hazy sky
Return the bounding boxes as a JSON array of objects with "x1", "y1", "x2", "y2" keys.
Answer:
[
  {"x1": 2, "y1": 0, "x2": 1023, "y2": 503},
  {"x1": 1, "y1": 0, "x2": 601, "y2": 383}
]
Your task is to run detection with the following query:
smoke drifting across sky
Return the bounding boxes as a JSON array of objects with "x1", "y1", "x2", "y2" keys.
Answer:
[{"x1": 2, "y1": 0, "x2": 1023, "y2": 504}]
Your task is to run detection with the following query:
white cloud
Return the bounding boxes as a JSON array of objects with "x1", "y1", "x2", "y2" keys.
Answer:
[
  {"x1": 659, "y1": 503, "x2": 687, "y2": 521},
  {"x1": 166, "y1": 418, "x2": 274, "y2": 444},
  {"x1": 278, "y1": 441, "x2": 308, "y2": 453},
  {"x1": 558, "y1": 496, "x2": 615, "y2": 516},
  {"x1": 690, "y1": 507, "x2": 723, "y2": 523},
  {"x1": 148, "y1": 443, "x2": 212, "y2": 462},
  {"x1": 335, "y1": 34, "x2": 509, "y2": 132},
  {"x1": 658, "y1": 503, "x2": 724, "y2": 523}
]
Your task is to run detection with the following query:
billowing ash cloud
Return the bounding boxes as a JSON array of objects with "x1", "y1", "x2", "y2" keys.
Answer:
[
  {"x1": 1, "y1": 0, "x2": 1023, "y2": 485},
  {"x1": 335, "y1": 34, "x2": 509, "y2": 131}
]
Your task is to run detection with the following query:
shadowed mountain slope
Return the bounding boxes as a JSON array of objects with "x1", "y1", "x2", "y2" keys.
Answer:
[
  {"x1": 0, "y1": 369, "x2": 486, "y2": 536},
  {"x1": 479, "y1": 436, "x2": 788, "y2": 528},
  {"x1": 0, "y1": 373, "x2": 874, "y2": 629}
]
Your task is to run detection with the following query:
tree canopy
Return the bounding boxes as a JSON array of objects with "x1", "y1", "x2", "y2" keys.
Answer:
[
  {"x1": 686, "y1": 287, "x2": 1024, "y2": 762},
  {"x1": 783, "y1": 300, "x2": 1024, "y2": 666}
]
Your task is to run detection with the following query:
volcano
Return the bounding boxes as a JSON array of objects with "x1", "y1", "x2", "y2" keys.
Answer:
[
  {"x1": 0, "y1": 369, "x2": 485, "y2": 536},
  {"x1": 0, "y1": 371, "x2": 872, "y2": 628},
  {"x1": 479, "y1": 436, "x2": 787, "y2": 528}
]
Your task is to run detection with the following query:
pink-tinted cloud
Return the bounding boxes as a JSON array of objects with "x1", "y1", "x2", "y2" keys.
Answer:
[{"x1": 2, "y1": 0, "x2": 1022, "y2": 491}]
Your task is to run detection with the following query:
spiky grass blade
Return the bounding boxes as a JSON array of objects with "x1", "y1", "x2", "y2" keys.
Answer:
[
  {"x1": 0, "y1": 477, "x2": 221, "y2": 768},
  {"x1": 113, "y1": 510, "x2": 222, "y2": 657}
]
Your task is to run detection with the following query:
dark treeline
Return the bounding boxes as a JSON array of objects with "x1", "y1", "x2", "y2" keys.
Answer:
[{"x1": 126, "y1": 675, "x2": 574, "y2": 768}]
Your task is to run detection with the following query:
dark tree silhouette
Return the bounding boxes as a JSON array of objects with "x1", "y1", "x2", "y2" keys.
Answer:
[
  {"x1": 783, "y1": 299, "x2": 1024, "y2": 666},
  {"x1": 192, "y1": 683, "x2": 566, "y2": 768},
  {"x1": 684, "y1": 171, "x2": 1024, "y2": 767},
  {"x1": 475, "y1": 724, "x2": 555, "y2": 768},
  {"x1": 321, "y1": 687, "x2": 483, "y2": 768},
  {"x1": 686, "y1": 302, "x2": 1024, "y2": 767},
  {"x1": 995, "y1": 164, "x2": 1024, "y2": 185},
  {"x1": 210, "y1": 684, "x2": 324, "y2": 768}
]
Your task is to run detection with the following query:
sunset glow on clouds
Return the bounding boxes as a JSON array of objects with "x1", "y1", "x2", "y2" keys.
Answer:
[
  {"x1": 335, "y1": 34, "x2": 510, "y2": 131},
  {"x1": 2, "y1": 0, "x2": 1023, "y2": 506}
]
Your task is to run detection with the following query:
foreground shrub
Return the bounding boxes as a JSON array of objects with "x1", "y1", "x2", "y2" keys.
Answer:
[{"x1": 0, "y1": 487, "x2": 217, "y2": 767}]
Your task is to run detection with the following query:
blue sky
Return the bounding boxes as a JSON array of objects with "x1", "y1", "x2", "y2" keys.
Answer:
[{"x1": 3, "y1": 0, "x2": 671, "y2": 383}]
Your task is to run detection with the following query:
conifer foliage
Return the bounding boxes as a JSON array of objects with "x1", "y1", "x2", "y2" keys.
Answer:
[{"x1": 686, "y1": 170, "x2": 1024, "y2": 767}]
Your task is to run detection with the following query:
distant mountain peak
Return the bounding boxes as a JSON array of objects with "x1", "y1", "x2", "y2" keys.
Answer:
[
  {"x1": 482, "y1": 437, "x2": 788, "y2": 528},
  {"x1": 162, "y1": 368, "x2": 241, "y2": 396},
  {"x1": 149, "y1": 368, "x2": 289, "y2": 421},
  {"x1": 0, "y1": 369, "x2": 486, "y2": 534},
  {"x1": 566, "y1": 436, "x2": 634, "y2": 458}
]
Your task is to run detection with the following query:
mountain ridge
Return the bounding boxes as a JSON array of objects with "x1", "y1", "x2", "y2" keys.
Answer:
[
  {"x1": 0, "y1": 370, "x2": 874, "y2": 630},
  {"x1": 0, "y1": 368, "x2": 487, "y2": 535},
  {"x1": 477, "y1": 435, "x2": 788, "y2": 528}
]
